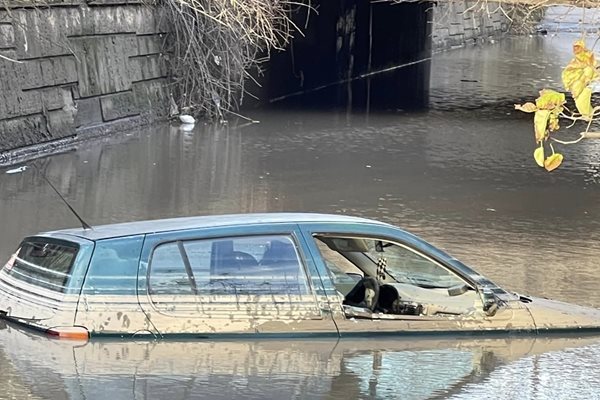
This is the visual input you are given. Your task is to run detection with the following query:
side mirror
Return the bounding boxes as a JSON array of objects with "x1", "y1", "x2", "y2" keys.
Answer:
[{"x1": 481, "y1": 288, "x2": 498, "y2": 316}]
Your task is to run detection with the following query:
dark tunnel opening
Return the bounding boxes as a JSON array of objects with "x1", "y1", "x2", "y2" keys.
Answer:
[{"x1": 248, "y1": 1, "x2": 433, "y2": 112}]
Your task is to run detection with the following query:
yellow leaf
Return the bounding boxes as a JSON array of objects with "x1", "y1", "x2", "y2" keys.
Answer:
[
  {"x1": 562, "y1": 40, "x2": 598, "y2": 99},
  {"x1": 544, "y1": 153, "x2": 564, "y2": 172},
  {"x1": 562, "y1": 67, "x2": 582, "y2": 95},
  {"x1": 574, "y1": 40, "x2": 595, "y2": 64},
  {"x1": 515, "y1": 102, "x2": 537, "y2": 113},
  {"x1": 583, "y1": 65, "x2": 596, "y2": 81},
  {"x1": 575, "y1": 86, "x2": 593, "y2": 119},
  {"x1": 573, "y1": 40, "x2": 586, "y2": 55},
  {"x1": 535, "y1": 89, "x2": 566, "y2": 110},
  {"x1": 534, "y1": 109, "x2": 550, "y2": 142},
  {"x1": 571, "y1": 79, "x2": 586, "y2": 99},
  {"x1": 533, "y1": 146, "x2": 545, "y2": 167},
  {"x1": 548, "y1": 113, "x2": 560, "y2": 131}
]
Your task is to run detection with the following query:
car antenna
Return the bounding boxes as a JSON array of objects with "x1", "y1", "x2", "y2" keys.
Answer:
[{"x1": 31, "y1": 163, "x2": 93, "y2": 230}]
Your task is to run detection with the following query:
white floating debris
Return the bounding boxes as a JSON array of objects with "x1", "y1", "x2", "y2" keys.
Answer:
[
  {"x1": 365, "y1": 165, "x2": 372, "y2": 168},
  {"x1": 179, "y1": 123, "x2": 195, "y2": 132},
  {"x1": 486, "y1": 208, "x2": 496, "y2": 212},
  {"x1": 179, "y1": 114, "x2": 196, "y2": 124},
  {"x1": 5, "y1": 166, "x2": 28, "y2": 174}
]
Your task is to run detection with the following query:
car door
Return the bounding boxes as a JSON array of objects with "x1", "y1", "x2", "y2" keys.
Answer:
[
  {"x1": 299, "y1": 222, "x2": 535, "y2": 336},
  {"x1": 137, "y1": 223, "x2": 338, "y2": 337}
]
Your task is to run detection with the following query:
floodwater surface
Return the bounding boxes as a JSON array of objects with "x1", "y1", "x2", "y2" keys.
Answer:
[{"x1": 2, "y1": 34, "x2": 600, "y2": 398}]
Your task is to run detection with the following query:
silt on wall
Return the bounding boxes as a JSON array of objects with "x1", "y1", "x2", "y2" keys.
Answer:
[{"x1": 0, "y1": 1, "x2": 170, "y2": 154}]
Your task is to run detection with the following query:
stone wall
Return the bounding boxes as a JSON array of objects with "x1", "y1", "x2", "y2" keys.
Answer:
[
  {"x1": 0, "y1": 1, "x2": 169, "y2": 153},
  {"x1": 431, "y1": 1, "x2": 510, "y2": 51},
  {"x1": 0, "y1": 1, "x2": 511, "y2": 156}
]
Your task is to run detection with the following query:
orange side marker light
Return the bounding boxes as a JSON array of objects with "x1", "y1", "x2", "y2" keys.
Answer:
[{"x1": 46, "y1": 326, "x2": 89, "y2": 340}]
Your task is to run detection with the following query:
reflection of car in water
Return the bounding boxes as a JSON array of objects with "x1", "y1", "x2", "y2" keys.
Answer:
[
  {"x1": 1, "y1": 213, "x2": 600, "y2": 338},
  {"x1": 1, "y1": 320, "x2": 599, "y2": 400}
]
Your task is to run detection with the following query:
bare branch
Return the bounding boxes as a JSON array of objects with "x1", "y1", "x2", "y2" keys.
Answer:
[
  {"x1": 582, "y1": 131, "x2": 600, "y2": 139},
  {"x1": 151, "y1": 0, "x2": 311, "y2": 119},
  {"x1": 550, "y1": 135, "x2": 585, "y2": 145},
  {"x1": 551, "y1": 131, "x2": 600, "y2": 145}
]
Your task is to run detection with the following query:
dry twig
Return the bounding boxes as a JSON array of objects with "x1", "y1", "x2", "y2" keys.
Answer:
[{"x1": 148, "y1": 0, "x2": 307, "y2": 119}]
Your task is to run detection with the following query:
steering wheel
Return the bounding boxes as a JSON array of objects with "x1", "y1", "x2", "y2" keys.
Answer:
[{"x1": 343, "y1": 276, "x2": 380, "y2": 311}]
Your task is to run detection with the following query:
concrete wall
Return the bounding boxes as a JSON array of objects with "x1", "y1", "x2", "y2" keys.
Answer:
[
  {"x1": 432, "y1": 1, "x2": 509, "y2": 51},
  {"x1": 0, "y1": 1, "x2": 169, "y2": 153},
  {"x1": 0, "y1": 0, "x2": 510, "y2": 156}
]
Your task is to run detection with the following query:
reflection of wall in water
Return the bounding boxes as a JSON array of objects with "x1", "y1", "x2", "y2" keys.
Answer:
[
  {"x1": 0, "y1": 157, "x2": 83, "y2": 259},
  {"x1": 430, "y1": 36, "x2": 574, "y2": 109},
  {"x1": 74, "y1": 124, "x2": 274, "y2": 220},
  {"x1": 431, "y1": 1, "x2": 509, "y2": 51},
  {"x1": 0, "y1": 123, "x2": 284, "y2": 261}
]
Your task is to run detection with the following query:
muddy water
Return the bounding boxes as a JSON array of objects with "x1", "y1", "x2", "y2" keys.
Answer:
[{"x1": 1, "y1": 34, "x2": 600, "y2": 398}]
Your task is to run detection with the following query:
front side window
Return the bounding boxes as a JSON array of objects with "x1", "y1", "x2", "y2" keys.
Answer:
[
  {"x1": 149, "y1": 235, "x2": 309, "y2": 298},
  {"x1": 365, "y1": 241, "x2": 465, "y2": 289},
  {"x1": 2, "y1": 238, "x2": 79, "y2": 292},
  {"x1": 315, "y1": 235, "x2": 477, "y2": 318}
]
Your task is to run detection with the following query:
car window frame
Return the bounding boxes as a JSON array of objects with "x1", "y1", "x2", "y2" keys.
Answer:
[
  {"x1": 300, "y1": 224, "x2": 481, "y2": 288},
  {"x1": 147, "y1": 233, "x2": 313, "y2": 297},
  {"x1": 3, "y1": 236, "x2": 85, "y2": 294},
  {"x1": 138, "y1": 224, "x2": 328, "y2": 319},
  {"x1": 298, "y1": 222, "x2": 486, "y2": 318},
  {"x1": 80, "y1": 235, "x2": 145, "y2": 296},
  {"x1": 317, "y1": 233, "x2": 470, "y2": 289}
]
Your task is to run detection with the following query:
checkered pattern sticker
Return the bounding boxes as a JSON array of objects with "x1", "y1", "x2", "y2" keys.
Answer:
[{"x1": 376, "y1": 257, "x2": 387, "y2": 279}]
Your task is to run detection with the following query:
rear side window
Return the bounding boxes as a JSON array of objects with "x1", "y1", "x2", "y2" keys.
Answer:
[
  {"x1": 149, "y1": 235, "x2": 309, "y2": 296},
  {"x1": 82, "y1": 236, "x2": 144, "y2": 295},
  {"x1": 3, "y1": 238, "x2": 79, "y2": 292}
]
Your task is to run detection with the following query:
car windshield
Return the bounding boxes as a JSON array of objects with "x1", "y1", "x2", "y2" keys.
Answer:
[{"x1": 364, "y1": 240, "x2": 465, "y2": 289}]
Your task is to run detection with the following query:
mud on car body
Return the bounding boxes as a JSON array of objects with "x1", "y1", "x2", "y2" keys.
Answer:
[{"x1": 2, "y1": 213, "x2": 600, "y2": 339}]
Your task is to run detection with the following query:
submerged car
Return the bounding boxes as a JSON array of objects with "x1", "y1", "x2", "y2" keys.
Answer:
[{"x1": 1, "y1": 213, "x2": 599, "y2": 339}]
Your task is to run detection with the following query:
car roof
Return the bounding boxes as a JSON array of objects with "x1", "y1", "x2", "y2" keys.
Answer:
[{"x1": 40, "y1": 213, "x2": 390, "y2": 241}]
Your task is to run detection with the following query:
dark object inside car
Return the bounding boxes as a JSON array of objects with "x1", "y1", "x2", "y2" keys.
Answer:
[
  {"x1": 377, "y1": 284, "x2": 424, "y2": 316},
  {"x1": 343, "y1": 277, "x2": 380, "y2": 311}
]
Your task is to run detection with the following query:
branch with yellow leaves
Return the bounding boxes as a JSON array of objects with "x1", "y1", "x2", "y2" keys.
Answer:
[{"x1": 515, "y1": 39, "x2": 600, "y2": 172}]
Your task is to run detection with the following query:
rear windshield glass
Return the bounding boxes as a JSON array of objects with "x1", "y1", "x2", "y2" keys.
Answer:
[{"x1": 4, "y1": 238, "x2": 79, "y2": 292}]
